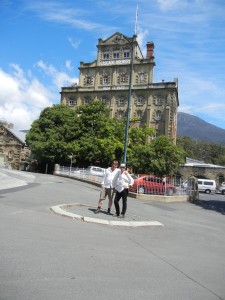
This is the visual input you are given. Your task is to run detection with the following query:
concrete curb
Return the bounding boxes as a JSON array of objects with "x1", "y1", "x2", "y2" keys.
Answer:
[{"x1": 50, "y1": 203, "x2": 164, "y2": 228}]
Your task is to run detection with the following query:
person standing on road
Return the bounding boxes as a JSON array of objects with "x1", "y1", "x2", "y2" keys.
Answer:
[
  {"x1": 112, "y1": 163, "x2": 134, "y2": 218},
  {"x1": 94, "y1": 160, "x2": 119, "y2": 215}
]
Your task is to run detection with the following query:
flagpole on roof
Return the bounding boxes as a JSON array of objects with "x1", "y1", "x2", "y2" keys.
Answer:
[{"x1": 134, "y1": 0, "x2": 138, "y2": 35}]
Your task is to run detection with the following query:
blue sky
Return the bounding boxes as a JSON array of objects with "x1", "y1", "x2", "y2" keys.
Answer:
[{"x1": 0, "y1": 0, "x2": 225, "y2": 130}]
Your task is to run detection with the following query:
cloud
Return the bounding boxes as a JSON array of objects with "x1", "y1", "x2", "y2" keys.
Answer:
[
  {"x1": 0, "y1": 64, "x2": 53, "y2": 130},
  {"x1": 157, "y1": 0, "x2": 188, "y2": 11},
  {"x1": 68, "y1": 37, "x2": 81, "y2": 49},
  {"x1": 35, "y1": 60, "x2": 78, "y2": 89},
  {"x1": 137, "y1": 27, "x2": 149, "y2": 58},
  {"x1": 0, "y1": 61, "x2": 79, "y2": 129},
  {"x1": 25, "y1": 1, "x2": 102, "y2": 31}
]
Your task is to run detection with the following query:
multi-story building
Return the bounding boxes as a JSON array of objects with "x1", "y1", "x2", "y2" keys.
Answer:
[{"x1": 60, "y1": 32, "x2": 179, "y2": 141}]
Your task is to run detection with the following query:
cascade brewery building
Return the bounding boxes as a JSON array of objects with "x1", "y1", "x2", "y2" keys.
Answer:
[{"x1": 60, "y1": 32, "x2": 179, "y2": 141}]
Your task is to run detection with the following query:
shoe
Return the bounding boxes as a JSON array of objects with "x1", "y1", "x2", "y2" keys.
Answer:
[
  {"x1": 113, "y1": 213, "x2": 119, "y2": 217},
  {"x1": 94, "y1": 208, "x2": 100, "y2": 214},
  {"x1": 118, "y1": 214, "x2": 125, "y2": 218},
  {"x1": 107, "y1": 211, "x2": 112, "y2": 215}
]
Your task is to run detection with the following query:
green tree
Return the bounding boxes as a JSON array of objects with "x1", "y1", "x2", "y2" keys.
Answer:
[
  {"x1": 26, "y1": 104, "x2": 79, "y2": 171},
  {"x1": 129, "y1": 130, "x2": 184, "y2": 176},
  {"x1": 149, "y1": 136, "x2": 185, "y2": 177},
  {"x1": 73, "y1": 101, "x2": 124, "y2": 166},
  {"x1": 177, "y1": 136, "x2": 225, "y2": 166},
  {"x1": 26, "y1": 102, "x2": 125, "y2": 171}
]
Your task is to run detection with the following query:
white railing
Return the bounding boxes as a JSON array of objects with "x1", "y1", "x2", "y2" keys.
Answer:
[
  {"x1": 57, "y1": 166, "x2": 188, "y2": 196},
  {"x1": 57, "y1": 166, "x2": 103, "y2": 184},
  {"x1": 0, "y1": 162, "x2": 12, "y2": 169}
]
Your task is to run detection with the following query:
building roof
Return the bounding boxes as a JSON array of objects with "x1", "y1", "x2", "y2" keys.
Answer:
[
  {"x1": 183, "y1": 157, "x2": 225, "y2": 169},
  {"x1": 7, "y1": 128, "x2": 26, "y2": 144}
]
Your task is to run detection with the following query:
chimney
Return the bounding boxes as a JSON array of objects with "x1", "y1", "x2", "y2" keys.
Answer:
[{"x1": 146, "y1": 42, "x2": 154, "y2": 59}]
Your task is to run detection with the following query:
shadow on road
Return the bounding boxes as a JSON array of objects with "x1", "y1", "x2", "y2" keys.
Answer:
[{"x1": 193, "y1": 199, "x2": 225, "y2": 215}]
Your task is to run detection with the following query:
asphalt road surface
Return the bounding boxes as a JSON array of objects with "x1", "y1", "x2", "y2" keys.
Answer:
[{"x1": 0, "y1": 169, "x2": 225, "y2": 300}]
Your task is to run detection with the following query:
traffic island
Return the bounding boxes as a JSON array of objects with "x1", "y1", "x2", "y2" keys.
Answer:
[{"x1": 50, "y1": 203, "x2": 164, "y2": 228}]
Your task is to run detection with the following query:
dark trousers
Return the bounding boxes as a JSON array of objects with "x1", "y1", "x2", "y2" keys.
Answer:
[{"x1": 114, "y1": 189, "x2": 128, "y2": 216}]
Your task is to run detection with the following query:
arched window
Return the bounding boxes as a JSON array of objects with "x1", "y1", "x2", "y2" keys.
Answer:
[
  {"x1": 137, "y1": 96, "x2": 143, "y2": 105},
  {"x1": 155, "y1": 111, "x2": 161, "y2": 120}
]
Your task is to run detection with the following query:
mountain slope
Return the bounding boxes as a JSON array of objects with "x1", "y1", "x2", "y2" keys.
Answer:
[{"x1": 177, "y1": 112, "x2": 225, "y2": 145}]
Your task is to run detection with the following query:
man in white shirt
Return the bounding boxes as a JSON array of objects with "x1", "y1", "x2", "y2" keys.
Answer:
[
  {"x1": 94, "y1": 160, "x2": 119, "y2": 215},
  {"x1": 112, "y1": 163, "x2": 134, "y2": 218}
]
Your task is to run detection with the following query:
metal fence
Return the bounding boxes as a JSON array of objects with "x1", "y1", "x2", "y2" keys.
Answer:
[
  {"x1": 0, "y1": 162, "x2": 12, "y2": 170},
  {"x1": 57, "y1": 166, "x2": 188, "y2": 196},
  {"x1": 58, "y1": 166, "x2": 104, "y2": 184}
]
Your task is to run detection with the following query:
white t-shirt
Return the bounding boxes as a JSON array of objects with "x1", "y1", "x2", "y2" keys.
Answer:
[
  {"x1": 112, "y1": 170, "x2": 134, "y2": 193},
  {"x1": 101, "y1": 167, "x2": 119, "y2": 188}
]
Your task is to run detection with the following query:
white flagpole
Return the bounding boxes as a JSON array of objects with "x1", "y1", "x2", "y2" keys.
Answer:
[{"x1": 134, "y1": 0, "x2": 138, "y2": 35}]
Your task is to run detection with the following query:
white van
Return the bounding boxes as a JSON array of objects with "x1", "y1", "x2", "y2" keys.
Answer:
[{"x1": 197, "y1": 179, "x2": 216, "y2": 194}]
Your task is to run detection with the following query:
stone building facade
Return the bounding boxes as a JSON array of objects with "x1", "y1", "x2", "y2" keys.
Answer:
[
  {"x1": 0, "y1": 122, "x2": 30, "y2": 170},
  {"x1": 178, "y1": 158, "x2": 225, "y2": 186},
  {"x1": 60, "y1": 32, "x2": 179, "y2": 141}
]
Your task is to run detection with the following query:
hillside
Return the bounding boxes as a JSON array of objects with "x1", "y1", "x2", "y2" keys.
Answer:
[{"x1": 177, "y1": 112, "x2": 225, "y2": 145}]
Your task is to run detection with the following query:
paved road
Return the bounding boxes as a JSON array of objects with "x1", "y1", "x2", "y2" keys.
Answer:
[{"x1": 0, "y1": 169, "x2": 225, "y2": 300}]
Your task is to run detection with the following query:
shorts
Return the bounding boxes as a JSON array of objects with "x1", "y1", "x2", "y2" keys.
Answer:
[{"x1": 100, "y1": 187, "x2": 114, "y2": 200}]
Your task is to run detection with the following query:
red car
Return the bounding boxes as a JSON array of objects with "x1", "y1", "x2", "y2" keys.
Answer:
[{"x1": 129, "y1": 175, "x2": 176, "y2": 195}]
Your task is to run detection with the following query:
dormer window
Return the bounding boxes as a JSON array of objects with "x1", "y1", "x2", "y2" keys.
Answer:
[
  {"x1": 103, "y1": 51, "x2": 109, "y2": 60},
  {"x1": 124, "y1": 49, "x2": 130, "y2": 58},
  {"x1": 113, "y1": 50, "x2": 120, "y2": 59}
]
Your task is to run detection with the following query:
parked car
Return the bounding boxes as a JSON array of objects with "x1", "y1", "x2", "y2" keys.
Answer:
[
  {"x1": 129, "y1": 175, "x2": 177, "y2": 195},
  {"x1": 182, "y1": 178, "x2": 216, "y2": 194},
  {"x1": 218, "y1": 185, "x2": 225, "y2": 195},
  {"x1": 85, "y1": 166, "x2": 106, "y2": 177}
]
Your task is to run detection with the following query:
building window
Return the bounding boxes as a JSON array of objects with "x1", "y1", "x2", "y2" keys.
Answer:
[
  {"x1": 84, "y1": 75, "x2": 92, "y2": 85},
  {"x1": 137, "y1": 96, "x2": 143, "y2": 105},
  {"x1": 68, "y1": 99, "x2": 76, "y2": 106},
  {"x1": 113, "y1": 50, "x2": 120, "y2": 59},
  {"x1": 124, "y1": 49, "x2": 130, "y2": 58},
  {"x1": 137, "y1": 111, "x2": 142, "y2": 118},
  {"x1": 87, "y1": 77, "x2": 91, "y2": 84},
  {"x1": 103, "y1": 75, "x2": 109, "y2": 84},
  {"x1": 8, "y1": 150, "x2": 14, "y2": 159},
  {"x1": 155, "y1": 111, "x2": 161, "y2": 120},
  {"x1": 121, "y1": 75, "x2": 126, "y2": 82},
  {"x1": 119, "y1": 98, "x2": 125, "y2": 105},
  {"x1": 103, "y1": 51, "x2": 109, "y2": 59},
  {"x1": 118, "y1": 111, "x2": 124, "y2": 120},
  {"x1": 102, "y1": 96, "x2": 109, "y2": 104},
  {"x1": 139, "y1": 73, "x2": 144, "y2": 83},
  {"x1": 155, "y1": 98, "x2": 162, "y2": 105},
  {"x1": 84, "y1": 98, "x2": 91, "y2": 105}
]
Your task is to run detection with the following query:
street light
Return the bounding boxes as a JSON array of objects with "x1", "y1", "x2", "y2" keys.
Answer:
[{"x1": 121, "y1": 34, "x2": 136, "y2": 165}]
